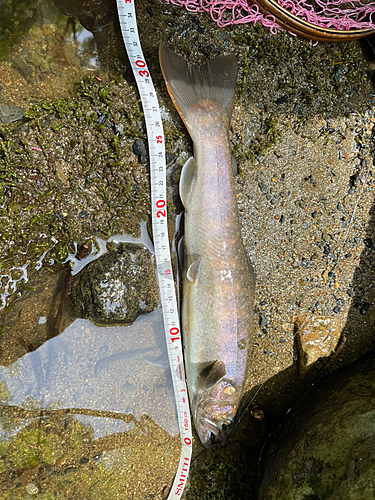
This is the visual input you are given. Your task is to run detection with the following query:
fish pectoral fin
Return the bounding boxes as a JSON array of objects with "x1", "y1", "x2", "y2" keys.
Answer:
[
  {"x1": 199, "y1": 360, "x2": 226, "y2": 391},
  {"x1": 186, "y1": 257, "x2": 201, "y2": 283},
  {"x1": 231, "y1": 154, "x2": 238, "y2": 176},
  {"x1": 180, "y1": 156, "x2": 197, "y2": 207}
]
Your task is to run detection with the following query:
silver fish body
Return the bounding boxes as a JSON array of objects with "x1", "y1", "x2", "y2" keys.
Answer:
[{"x1": 160, "y1": 46, "x2": 255, "y2": 447}]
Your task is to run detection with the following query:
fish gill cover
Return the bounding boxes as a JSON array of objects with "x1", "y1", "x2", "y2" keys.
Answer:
[{"x1": 164, "y1": 0, "x2": 375, "y2": 33}]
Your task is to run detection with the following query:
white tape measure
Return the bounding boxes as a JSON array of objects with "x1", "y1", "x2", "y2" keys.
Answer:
[{"x1": 116, "y1": 1, "x2": 192, "y2": 498}]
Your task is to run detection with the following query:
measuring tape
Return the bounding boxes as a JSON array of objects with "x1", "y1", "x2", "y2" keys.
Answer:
[{"x1": 116, "y1": 1, "x2": 192, "y2": 498}]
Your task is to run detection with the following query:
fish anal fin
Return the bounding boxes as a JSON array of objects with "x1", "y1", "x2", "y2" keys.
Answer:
[
  {"x1": 186, "y1": 257, "x2": 201, "y2": 283},
  {"x1": 199, "y1": 360, "x2": 226, "y2": 391},
  {"x1": 180, "y1": 156, "x2": 197, "y2": 207}
]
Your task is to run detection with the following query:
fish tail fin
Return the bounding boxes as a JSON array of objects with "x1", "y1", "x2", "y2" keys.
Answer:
[{"x1": 159, "y1": 44, "x2": 238, "y2": 138}]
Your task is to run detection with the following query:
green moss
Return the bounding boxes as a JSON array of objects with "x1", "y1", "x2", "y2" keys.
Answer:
[
  {"x1": 246, "y1": 117, "x2": 283, "y2": 161},
  {"x1": 0, "y1": 75, "x2": 152, "y2": 306},
  {"x1": 6, "y1": 428, "x2": 63, "y2": 468}
]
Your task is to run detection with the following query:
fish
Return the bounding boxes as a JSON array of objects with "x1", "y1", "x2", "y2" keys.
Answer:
[{"x1": 159, "y1": 45, "x2": 255, "y2": 447}]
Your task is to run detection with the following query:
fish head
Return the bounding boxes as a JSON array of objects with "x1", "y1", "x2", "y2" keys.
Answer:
[{"x1": 194, "y1": 378, "x2": 240, "y2": 447}]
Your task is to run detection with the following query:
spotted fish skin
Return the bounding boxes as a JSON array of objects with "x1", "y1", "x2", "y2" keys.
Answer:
[{"x1": 160, "y1": 45, "x2": 255, "y2": 447}]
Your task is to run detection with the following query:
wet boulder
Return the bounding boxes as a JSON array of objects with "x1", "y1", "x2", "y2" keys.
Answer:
[
  {"x1": 258, "y1": 350, "x2": 375, "y2": 500},
  {"x1": 71, "y1": 244, "x2": 159, "y2": 325}
]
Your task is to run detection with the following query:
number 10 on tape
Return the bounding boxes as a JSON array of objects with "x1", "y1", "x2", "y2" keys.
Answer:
[{"x1": 116, "y1": 0, "x2": 193, "y2": 498}]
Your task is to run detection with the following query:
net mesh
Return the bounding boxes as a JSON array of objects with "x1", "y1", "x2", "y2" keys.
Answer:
[{"x1": 164, "y1": 0, "x2": 375, "y2": 33}]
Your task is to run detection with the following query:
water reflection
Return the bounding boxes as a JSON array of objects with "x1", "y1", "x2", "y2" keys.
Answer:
[
  {"x1": 0, "y1": 0, "x2": 101, "y2": 113},
  {"x1": 0, "y1": 308, "x2": 178, "y2": 437}
]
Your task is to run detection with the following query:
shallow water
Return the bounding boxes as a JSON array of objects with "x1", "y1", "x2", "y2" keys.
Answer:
[
  {"x1": 0, "y1": 308, "x2": 178, "y2": 438},
  {"x1": 0, "y1": 232, "x2": 180, "y2": 497},
  {"x1": 0, "y1": 223, "x2": 179, "y2": 498}
]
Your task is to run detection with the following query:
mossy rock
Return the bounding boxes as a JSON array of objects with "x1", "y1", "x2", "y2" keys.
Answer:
[{"x1": 258, "y1": 350, "x2": 375, "y2": 500}]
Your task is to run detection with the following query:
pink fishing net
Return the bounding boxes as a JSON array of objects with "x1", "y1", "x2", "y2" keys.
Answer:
[{"x1": 165, "y1": 0, "x2": 375, "y2": 33}]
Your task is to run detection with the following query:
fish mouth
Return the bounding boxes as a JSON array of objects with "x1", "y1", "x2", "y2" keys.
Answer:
[{"x1": 199, "y1": 418, "x2": 229, "y2": 448}]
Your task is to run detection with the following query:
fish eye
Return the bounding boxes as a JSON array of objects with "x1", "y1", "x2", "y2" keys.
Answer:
[{"x1": 221, "y1": 419, "x2": 232, "y2": 431}]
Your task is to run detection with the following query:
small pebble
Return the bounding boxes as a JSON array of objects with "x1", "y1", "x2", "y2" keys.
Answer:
[
  {"x1": 360, "y1": 302, "x2": 370, "y2": 315},
  {"x1": 336, "y1": 298, "x2": 345, "y2": 306},
  {"x1": 114, "y1": 123, "x2": 125, "y2": 135},
  {"x1": 79, "y1": 210, "x2": 87, "y2": 218},
  {"x1": 333, "y1": 306, "x2": 341, "y2": 314},
  {"x1": 166, "y1": 152, "x2": 176, "y2": 164},
  {"x1": 259, "y1": 313, "x2": 267, "y2": 328},
  {"x1": 26, "y1": 484, "x2": 39, "y2": 495},
  {"x1": 96, "y1": 112, "x2": 107, "y2": 125},
  {"x1": 275, "y1": 95, "x2": 289, "y2": 106},
  {"x1": 132, "y1": 139, "x2": 147, "y2": 156},
  {"x1": 253, "y1": 409, "x2": 265, "y2": 420},
  {"x1": 347, "y1": 289, "x2": 354, "y2": 297}
]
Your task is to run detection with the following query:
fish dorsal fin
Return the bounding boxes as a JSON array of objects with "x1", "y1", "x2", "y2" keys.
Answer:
[
  {"x1": 159, "y1": 44, "x2": 238, "y2": 140},
  {"x1": 186, "y1": 257, "x2": 201, "y2": 283},
  {"x1": 231, "y1": 154, "x2": 238, "y2": 176},
  {"x1": 179, "y1": 156, "x2": 197, "y2": 208},
  {"x1": 199, "y1": 360, "x2": 226, "y2": 391}
]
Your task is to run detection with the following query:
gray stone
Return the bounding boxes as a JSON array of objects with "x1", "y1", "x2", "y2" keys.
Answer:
[
  {"x1": 0, "y1": 105, "x2": 24, "y2": 125},
  {"x1": 71, "y1": 244, "x2": 159, "y2": 325},
  {"x1": 258, "y1": 352, "x2": 375, "y2": 500},
  {"x1": 11, "y1": 54, "x2": 33, "y2": 80}
]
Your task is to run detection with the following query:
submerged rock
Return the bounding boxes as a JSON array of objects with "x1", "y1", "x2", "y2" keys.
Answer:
[
  {"x1": 258, "y1": 350, "x2": 375, "y2": 500},
  {"x1": 71, "y1": 244, "x2": 158, "y2": 325},
  {"x1": 0, "y1": 104, "x2": 24, "y2": 124}
]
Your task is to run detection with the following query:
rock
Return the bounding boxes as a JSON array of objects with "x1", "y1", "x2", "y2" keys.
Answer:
[
  {"x1": 294, "y1": 314, "x2": 342, "y2": 374},
  {"x1": 71, "y1": 244, "x2": 158, "y2": 325},
  {"x1": 0, "y1": 105, "x2": 24, "y2": 125},
  {"x1": 258, "y1": 350, "x2": 375, "y2": 500},
  {"x1": 132, "y1": 139, "x2": 147, "y2": 156},
  {"x1": 11, "y1": 55, "x2": 33, "y2": 80}
]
